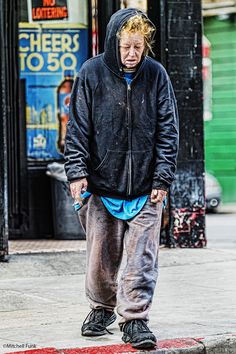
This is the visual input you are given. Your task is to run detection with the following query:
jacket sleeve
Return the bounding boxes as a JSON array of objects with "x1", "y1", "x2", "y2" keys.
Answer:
[
  {"x1": 152, "y1": 73, "x2": 179, "y2": 191},
  {"x1": 64, "y1": 75, "x2": 92, "y2": 182}
]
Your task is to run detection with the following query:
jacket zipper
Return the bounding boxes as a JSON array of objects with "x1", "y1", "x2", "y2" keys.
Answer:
[{"x1": 127, "y1": 83, "x2": 132, "y2": 196}]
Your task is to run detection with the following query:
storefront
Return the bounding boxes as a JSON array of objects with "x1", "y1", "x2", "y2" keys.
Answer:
[
  {"x1": 0, "y1": 0, "x2": 205, "y2": 260},
  {"x1": 17, "y1": 1, "x2": 90, "y2": 239}
]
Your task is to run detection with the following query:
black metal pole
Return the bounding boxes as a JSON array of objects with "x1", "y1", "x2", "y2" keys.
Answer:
[
  {"x1": 97, "y1": 0, "x2": 120, "y2": 53},
  {"x1": 87, "y1": 0, "x2": 93, "y2": 59},
  {"x1": 0, "y1": 0, "x2": 9, "y2": 261},
  {"x1": 166, "y1": 0, "x2": 206, "y2": 247},
  {"x1": 147, "y1": 0, "x2": 205, "y2": 247},
  {"x1": 148, "y1": 0, "x2": 167, "y2": 65}
]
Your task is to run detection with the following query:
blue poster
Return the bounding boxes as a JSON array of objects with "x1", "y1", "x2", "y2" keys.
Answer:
[{"x1": 19, "y1": 23, "x2": 88, "y2": 160}]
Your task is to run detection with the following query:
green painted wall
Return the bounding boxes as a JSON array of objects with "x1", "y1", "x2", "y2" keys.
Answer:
[{"x1": 204, "y1": 16, "x2": 236, "y2": 203}]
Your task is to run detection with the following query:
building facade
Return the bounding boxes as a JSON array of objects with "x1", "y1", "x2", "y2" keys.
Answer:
[
  {"x1": 0, "y1": 0, "x2": 205, "y2": 260},
  {"x1": 203, "y1": 0, "x2": 236, "y2": 202}
]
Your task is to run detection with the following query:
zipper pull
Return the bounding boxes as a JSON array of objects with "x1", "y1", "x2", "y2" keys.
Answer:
[{"x1": 127, "y1": 84, "x2": 131, "y2": 91}]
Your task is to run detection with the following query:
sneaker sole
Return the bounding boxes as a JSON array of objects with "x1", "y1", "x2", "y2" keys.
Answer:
[
  {"x1": 132, "y1": 339, "x2": 156, "y2": 349},
  {"x1": 122, "y1": 333, "x2": 156, "y2": 349},
  {"x1": 82, "y1": 329, "x2": 107, "y2": 336},
  {"x1": 81, "y1": 312, "x2": 117, "y2": 337}
]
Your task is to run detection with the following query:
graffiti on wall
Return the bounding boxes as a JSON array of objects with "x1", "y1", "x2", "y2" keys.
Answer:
[{"x1": 169, "y1": 168, "x2": 206, "y2": 248}]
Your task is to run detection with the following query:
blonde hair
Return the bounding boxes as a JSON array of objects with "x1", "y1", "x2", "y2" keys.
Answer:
[{"x1": 117, "y1": 14, "x2": 155, "y2": 56}]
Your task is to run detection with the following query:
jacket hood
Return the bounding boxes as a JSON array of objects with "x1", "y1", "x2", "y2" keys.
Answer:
[{"x1": 103, "y1": 8, "x2": 156, "y2": 78}]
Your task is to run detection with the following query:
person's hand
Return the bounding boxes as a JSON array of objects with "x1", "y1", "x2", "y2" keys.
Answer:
[
  {"x1": 150, "y1": 188, "x2": 167, "y2": 203},
  {"x1": 69, "y1": 178, "x2": 88, "y2": 206}
]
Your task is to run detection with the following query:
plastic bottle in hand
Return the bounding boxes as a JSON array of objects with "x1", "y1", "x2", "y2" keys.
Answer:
[{"x1": 73, "y1": 190, "x2": 91, "y2": 211}]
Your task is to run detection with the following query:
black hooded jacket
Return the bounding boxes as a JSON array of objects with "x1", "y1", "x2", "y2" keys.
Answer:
[{"x1": 64, "y1": 8, "x2": 179, "y2": 199}]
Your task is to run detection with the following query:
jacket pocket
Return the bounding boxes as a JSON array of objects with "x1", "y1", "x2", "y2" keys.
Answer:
[
  {"x1": 92, "y1": 149, "x2": 129, "y2": 194},
  {"x1": 94, "y1": 150, "x2": 110, "y2": 171}
]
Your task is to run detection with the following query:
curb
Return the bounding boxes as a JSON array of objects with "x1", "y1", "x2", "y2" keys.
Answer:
[{"x1": 6, "y1": 334, "x2": 236, "y2": 354}]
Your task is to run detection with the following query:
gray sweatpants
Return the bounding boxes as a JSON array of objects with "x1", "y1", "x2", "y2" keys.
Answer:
[{"x1": 78, "y1": 194, "x2": 163, "y2": 325}]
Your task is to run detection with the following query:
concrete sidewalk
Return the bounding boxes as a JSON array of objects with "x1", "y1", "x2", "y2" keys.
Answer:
[
  {"x1": 1, "y1": 247, "x2": 236, "y2": 353},
  {"x1": 0, "y1": 212, "x2": 236, "y2": 353},
  {"x1": 3, "y1": 334, "x2": 236, "y2": 353}
]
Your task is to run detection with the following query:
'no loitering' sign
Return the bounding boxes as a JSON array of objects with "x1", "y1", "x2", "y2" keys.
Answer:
[{"x1": 31, "y1": 0, "x2": 68, "y2": 21}]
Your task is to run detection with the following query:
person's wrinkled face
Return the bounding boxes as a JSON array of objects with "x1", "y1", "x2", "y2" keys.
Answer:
[{"x1": 119, "y1": 32, "x2": 145, "y2": 69}]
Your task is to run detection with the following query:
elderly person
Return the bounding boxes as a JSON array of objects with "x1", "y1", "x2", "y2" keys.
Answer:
[{"x1": 64, "y1": 8, "x2": 179, "y2": 350}]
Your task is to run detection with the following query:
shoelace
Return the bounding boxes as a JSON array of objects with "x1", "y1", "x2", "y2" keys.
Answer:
[
  {"x1": 82, "y1": 309, "x2": 114, "y2": 334},
  {"x1": 125, "y1": 319, "x2": 152, "y2": 337}
]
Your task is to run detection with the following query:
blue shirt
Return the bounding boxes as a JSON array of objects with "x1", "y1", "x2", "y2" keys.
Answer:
[
  {"x1": 76, "y1": 191, "x2": 149, "y2": 220},
  {"x1": 74, "y1": 192, "x2": 167, "y2": 220}
]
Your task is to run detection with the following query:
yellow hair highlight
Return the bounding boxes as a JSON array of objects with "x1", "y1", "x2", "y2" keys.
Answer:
[{"x1": 118, "y1": 14, "x2": 155, "y2": 56}]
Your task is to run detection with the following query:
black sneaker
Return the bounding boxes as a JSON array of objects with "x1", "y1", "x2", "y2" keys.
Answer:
[
  {"x1": 81, "y1": 308, "x2": 116, "y2": 336},
  {"x1": 121, "y1": 319, "x2": 157, "y2": 349}
]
